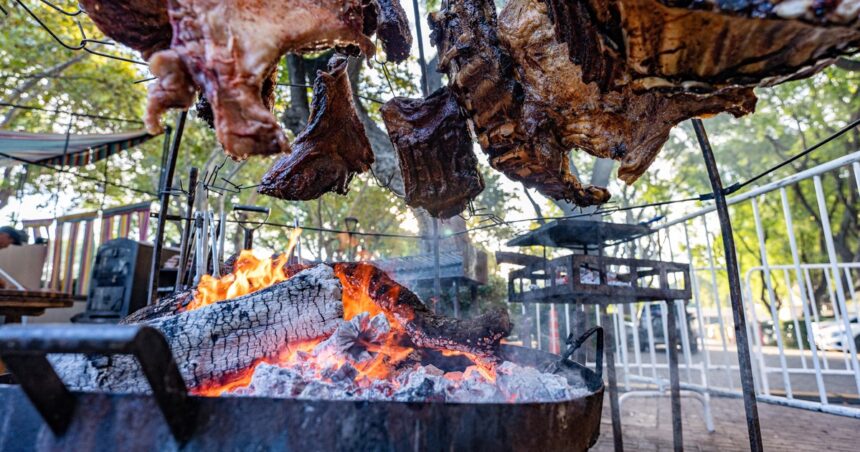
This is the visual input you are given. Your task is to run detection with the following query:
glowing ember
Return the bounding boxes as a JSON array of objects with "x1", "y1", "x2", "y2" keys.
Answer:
[{"x1": 185, "y1": 253, "x2": 555, "y2": 402}]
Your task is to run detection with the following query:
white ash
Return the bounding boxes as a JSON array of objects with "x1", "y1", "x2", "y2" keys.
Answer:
[
  {"x1": 312, "y1": 312, "x2": 390, "y2": 363},
  {"x1": 226, "y1": 311, "x2": 592, "y2": 403}
]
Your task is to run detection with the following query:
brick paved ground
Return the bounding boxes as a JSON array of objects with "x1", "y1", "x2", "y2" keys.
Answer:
[{"x1": 592, "y1": 395, "x2": 860, "y2": 451}]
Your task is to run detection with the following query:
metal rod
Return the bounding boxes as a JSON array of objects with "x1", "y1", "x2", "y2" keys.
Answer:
[
  {"x1": 666, "y1": 300, "x2": 684, "y2": 452},
  {"x1": 433, "y1": 219, "x2": 441, "y2": 303},
  {"x1": 149, "y1": 111, "x2": 187, "y2": 304},
  {"x1": 176, "y1": 167, "x2": 198, "y2": 291},
  {"x1": 751, "y1": 197, "x2": 794, "y2": 398},
  {"x1": 691, "y1": 118, "x2": 763, "y2": 452},
  {"x1": 602, "y1": 306, "x2": 624, "y2": 452},
  {"x1": 410, "y1": 0, "x2": 430, "y2": 96},
  {"x1": 812, "y1": 175, "x2": 860, "y2": 393}
]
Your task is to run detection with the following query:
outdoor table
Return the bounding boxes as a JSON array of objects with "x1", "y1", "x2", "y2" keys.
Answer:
[{"x1": 0, "y1": 289, "x2": 75, "y2": 324}]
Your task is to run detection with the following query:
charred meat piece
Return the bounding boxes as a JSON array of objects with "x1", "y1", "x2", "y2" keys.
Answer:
[
  {"x1": 498, "y1": 0, "x2": 756, "y2": 184},
  {"x1": 334, "y1": 262, "x2": 513, "y2": 359},
  {"x1": 79, "y1": 0, "x2": 172, "y2": 59},
  {"x1": 144, "y1": 0, "x2": 376, "y2": 159},
  {"x1": 372, "y1": 0, "x2": 414, "y2": 62},
  {"x1": 429, "y1": 0, "x2": 611, "y2": 205},
  {"x1": 547, "y1": 0, "x2": 860, "y2": 92},
  {"x1": 258, "y1": 55, "x2": 374, "y2": 200},
  {"x1": 381, "y1": 87, "x2": 485, "y2": 218}
]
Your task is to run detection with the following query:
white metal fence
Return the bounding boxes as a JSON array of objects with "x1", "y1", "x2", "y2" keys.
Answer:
[{"x1": 519, "y1": 150, "x2": 860, "y2": 421}]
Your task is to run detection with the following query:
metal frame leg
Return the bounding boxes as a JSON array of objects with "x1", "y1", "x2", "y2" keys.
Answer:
[
  {"x1": 666, "y1": 300, "x2": 684, "y2": 451},
  {"x1": 602, "y1": 305, "x2": 624, "y2": 452},
  {"x1": 149, "y1": 111, "x2": 188, "y2": 304},
  {"x1": 692, "y1": 118, "x2": 763, "y2": 452}
]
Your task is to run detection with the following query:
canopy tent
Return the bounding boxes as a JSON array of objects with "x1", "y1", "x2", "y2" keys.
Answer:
[{"x1": 0, "y1": 130, "x2": 157, "y2": 167}]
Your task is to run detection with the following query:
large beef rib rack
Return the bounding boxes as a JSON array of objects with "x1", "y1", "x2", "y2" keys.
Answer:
[{"x1": 430, "y1": 0, "x2": 859, "y2": 206}]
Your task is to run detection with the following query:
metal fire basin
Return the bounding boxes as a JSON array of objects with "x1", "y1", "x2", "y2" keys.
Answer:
[{"x1": 0, "y1": 329, "x2": 604, "y2": 452}]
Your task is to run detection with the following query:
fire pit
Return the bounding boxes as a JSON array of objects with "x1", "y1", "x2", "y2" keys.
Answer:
[{"x1": 0, "y1": 257, "x2": 605, "y2": 450}]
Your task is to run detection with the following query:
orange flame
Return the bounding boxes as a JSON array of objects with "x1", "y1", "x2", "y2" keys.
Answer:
[
  {"x1": 186, "y1": 228, "x2": 302, "y2": 311},
  {"x1": 187, "y1": 248, "x2": 497, "y2": 396}
]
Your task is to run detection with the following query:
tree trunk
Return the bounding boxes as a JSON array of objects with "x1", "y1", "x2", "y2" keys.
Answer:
[
  {"x1": 50, "y1": 265, "x2": 343, "y2": 392},
  {"x1": 280, "y1": 54, "x2": 310, "y2": 134},
  {"x1": 1, "y1": 54, "x2": 89, "y2": 127}
]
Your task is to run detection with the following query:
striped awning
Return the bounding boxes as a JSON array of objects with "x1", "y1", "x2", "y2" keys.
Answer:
[{"x1": 0, "y1": 129, "x2": 156, "y2": 167}]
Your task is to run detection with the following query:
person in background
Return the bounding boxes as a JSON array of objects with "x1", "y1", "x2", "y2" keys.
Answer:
[{"x1": 0, "y1": 226, "x2": 28, "y2": 250}]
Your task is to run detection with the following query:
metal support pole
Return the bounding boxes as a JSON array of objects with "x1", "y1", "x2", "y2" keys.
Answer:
[
  {"x1": 410, "y1": 0, "x2": 429, "y2": 96},
  {"x1": 433, "y1": 219, "x2": 441, "y2": 303},
  {"x1": 176, "y1": 167, "x2": 198, "y2": 291},
  {"x1": 149, "y1": 111, "x2": 187, "y2": 304},
  {"x1": 602, "y1": 305, "x2": 623, "y2": 452},
  {"x1": 691, "y1": 118, "x2": 763, "y2": 452},
  {"x1": 666, "y1": 299, "x2": 684, "y2": 452}
]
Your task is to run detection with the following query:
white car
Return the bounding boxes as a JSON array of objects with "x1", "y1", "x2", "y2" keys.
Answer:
[{"x1": 812, "y1": 316, "x2": 860, "y2": 351}]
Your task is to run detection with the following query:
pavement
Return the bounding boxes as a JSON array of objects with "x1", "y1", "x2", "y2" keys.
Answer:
[{"x1": 591, "y1": 395, "x2": 860, "y2": 451}]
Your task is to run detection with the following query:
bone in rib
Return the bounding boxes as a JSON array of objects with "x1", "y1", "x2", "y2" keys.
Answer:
[
  {"x1": 258, "y1": 55, "x2": 374, "y2": 200},
  {"x1": 143, "y1": 0, "x2": 377, "y2": 160},
  {"x1": 381, "y1": 87, "x2": 485, "y2": 218},
  {"x1": 51, "y1": 265, "x2": 343, "y2": 392},
  {"x1": 334, "y1": 263, "x2": 513, "y2": 359},
  {"x1": 428, "y1": 0, "x2": 613, "y2": 206}
]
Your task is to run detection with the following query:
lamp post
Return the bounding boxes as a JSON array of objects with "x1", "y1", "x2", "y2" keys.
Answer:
[{"x1": 344, "y1": 216, "x2": 359, "y2": 261}]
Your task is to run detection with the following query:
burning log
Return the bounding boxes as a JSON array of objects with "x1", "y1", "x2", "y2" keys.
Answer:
[
  {"x1": 334, "y1": 263, "x2": 513, "y2": 359},
  {"x1": 50, "y1": 265, "x2": 343, "y2": 392}
]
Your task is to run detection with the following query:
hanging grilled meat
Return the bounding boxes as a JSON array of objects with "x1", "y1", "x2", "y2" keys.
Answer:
[
  {"x1": 143, "y1": 0, "x2": 376, "y2": 160},
  {"x1": 428, "y1": 0, "x2": 613, "y2": 206},
  {"x1": 258, "y1": 55, "x2": 374, "y2": 200},
  {"x1": 364, "y1": 0, "x2": 414, "y2": 63},
  {"x1": 611, "y1": 0, "x2": 860, "y2": 91},
  {"x1": 78, "y1": 0, "x2": 172, "y2": 59},
  {"x1": 498, "y1": 0, "x2": 757, "y2": 185},
  {"x1": 381, "y1": 87, "x2": 485, "y2": 218},
  {"x1": 81, "y1": 0, "x2": 411, "y2": 160},
  {"x1": 431, "y1": 0, "x2": 857, "y2": 205}
]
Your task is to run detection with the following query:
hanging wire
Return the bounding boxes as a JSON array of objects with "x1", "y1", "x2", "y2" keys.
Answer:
[
  {"x1": 12, "y1": 0, "x2": 147, "y2": 66},
  {"x1": 732, "y1": 116, "x2": 860, "y2": 193},
  {"x1": 276, "y1": 82, "x2": 386, "y2": 105},
  {"x1": 154, "y1": 213, "x2": 429, "y2": 240},
  {"x1": 0, "y1": 150, "x2": 157, "y2": 196},
  {"x1": 0, "y1": 101, "x2": 143, "y2": 124},
  {"x1": 39, "y1": 0, "x2": 83, "y2": 16}
]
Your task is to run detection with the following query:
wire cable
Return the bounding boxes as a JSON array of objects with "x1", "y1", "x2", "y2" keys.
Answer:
[
  {"x1": 0, "y1": 151, "x2": 157, "y2": 196},
  {"x1": 732, "y1": 116, "x2": 860, "y2": 192},
  {"x1": 0, "y1": 101, "x2": 144, "y2": 124},
  {"x1": 12, "y1": 0, "x2": 147, "y2": 65}
]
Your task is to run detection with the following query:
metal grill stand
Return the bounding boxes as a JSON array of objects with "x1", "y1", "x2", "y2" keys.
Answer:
[{"x1": 505, "y1": 220, "x2": 691, "y2": 451}]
